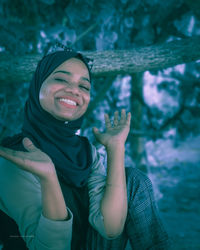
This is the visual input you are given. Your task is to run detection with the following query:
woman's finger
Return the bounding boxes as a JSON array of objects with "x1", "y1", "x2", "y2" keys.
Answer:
[
  {"x1": 119, "y1": 109, "x2": 126, "y2": 124},
  {"x1": 126, "y1": 112, "x2": 131, "y2": 126},
  {"x1": 104, "y1": 113, "x2": 112, "y2": 129},
  {"x1": 22, "y1": 137, "x2": 38, "y2": 152},
  {"x1": 113, "y1": 111, "x2": 119, "y2": 126}
]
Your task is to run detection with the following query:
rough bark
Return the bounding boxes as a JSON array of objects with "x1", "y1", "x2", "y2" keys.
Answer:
[
  {"x1": 0, "y1": 36, "x2": 200, "y2": 85},
  {"x1": 129, "y1": 73, "x2": 148, "y2": 172}
]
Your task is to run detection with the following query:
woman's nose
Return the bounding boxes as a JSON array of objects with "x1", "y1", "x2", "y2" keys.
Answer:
[{"x1": 64, "y1": 84, "x2": 80, "y2": 96}]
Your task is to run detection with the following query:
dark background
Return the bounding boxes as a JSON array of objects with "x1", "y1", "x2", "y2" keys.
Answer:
[{"x1": 0, "y1": 0, "x2": 200, "y2": 249}]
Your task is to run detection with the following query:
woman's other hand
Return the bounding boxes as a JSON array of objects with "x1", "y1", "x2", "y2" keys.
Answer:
[
  {"x1": 0, "y1": 137, "x2": 56, "y2": 180},
  {"x1": 93, "y1": 109, "x2": 131, "y2": 148},
  {"x1": 93, "y1": 109, "x2": 131, "y2": 236}
]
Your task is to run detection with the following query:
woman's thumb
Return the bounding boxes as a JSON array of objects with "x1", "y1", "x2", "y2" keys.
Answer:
[
  {"x1": 93, "y1": 127, "x2": 99, "y2": 133},
  {"x1": 92, "y1": 127, "x2": 100, "y2": 137},
  {"x1": 22, "y1": 137, "x2": 37, "y2": 152}
]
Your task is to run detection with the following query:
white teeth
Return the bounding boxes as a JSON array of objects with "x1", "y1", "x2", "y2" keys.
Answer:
[{"x1": 59, "y1": 98, "x2": 77, "y2": 106}]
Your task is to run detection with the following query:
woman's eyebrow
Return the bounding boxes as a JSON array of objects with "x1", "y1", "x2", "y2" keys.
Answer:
[
  {"x1": 53, "y1": 70, "x2": 90, "y2": 83},
  {"x1": 53, "y1": 70, "x2": 71, "y2": 76}
]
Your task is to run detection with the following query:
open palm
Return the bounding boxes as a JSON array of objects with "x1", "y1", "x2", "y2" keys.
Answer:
[
  {"x1": 0, "y1": 138, "x2": 56, "y2": 180},
  {"x1": 93, "y1": 110, "x2": 131, "y2": 148}
]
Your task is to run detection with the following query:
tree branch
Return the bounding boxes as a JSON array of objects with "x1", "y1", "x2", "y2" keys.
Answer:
[{"x1": 0, "y1": 36, "x2": 200, "y2": 85}]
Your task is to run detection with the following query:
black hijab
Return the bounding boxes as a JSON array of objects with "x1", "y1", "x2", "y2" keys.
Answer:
[{"x1": 2, "y1": 50, "x2": 93, "y2": 187}]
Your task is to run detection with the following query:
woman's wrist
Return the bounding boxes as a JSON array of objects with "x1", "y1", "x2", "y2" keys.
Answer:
[
  {"x1": 105, "y1": 142, "x2": 125, "y2": 152},
  {"x1": 38, "y1": 165, "x2": 57, "y2": 182},
  {"x1": 39, "y1": 172, "x2": 57, "y2": 185}
]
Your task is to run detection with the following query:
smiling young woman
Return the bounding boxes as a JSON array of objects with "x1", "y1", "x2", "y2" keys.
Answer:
[
  {"x1": 0, "y1": 49, "x2": 171, "y2": 250},
  {"x1": 39, "y1": 58, "x2": 91, "y2": 121}
]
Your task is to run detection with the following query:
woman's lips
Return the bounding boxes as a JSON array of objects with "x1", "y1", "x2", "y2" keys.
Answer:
[{"x1": 57, "y1": 97, "x2": 78, "y2": 109}]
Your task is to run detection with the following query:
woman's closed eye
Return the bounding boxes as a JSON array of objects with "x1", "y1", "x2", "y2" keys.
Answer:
[
  {"x1": 79, "y1": 84, "x2": 90, "y2": 92},
  {"x1": 54, "y1": 77, "x2": 68, "y2": 83},
  {"x1": 54, "y1": 77, "x2": 90, "y2": 92}
]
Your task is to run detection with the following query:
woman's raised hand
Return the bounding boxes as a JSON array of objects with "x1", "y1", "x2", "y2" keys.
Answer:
[
  {"x1": 93, "y1": 109, "x2": 131, "y2": 148},
  {"x1": 0, "y1": 137, "x2": 56, "y2": 180}
]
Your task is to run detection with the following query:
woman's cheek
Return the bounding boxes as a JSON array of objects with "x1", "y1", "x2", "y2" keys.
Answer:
[
  {"x1": 86, "y1": 93, "x2": 90, "y2": 105},
  {"x1": 39, "y1": 84, "x2": 58, "y2": 100}
]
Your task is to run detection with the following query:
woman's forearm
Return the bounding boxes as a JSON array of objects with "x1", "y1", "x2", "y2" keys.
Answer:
[
  {"x1": 40, "y1": 173, "x2": 69, "y2": 221},
  {"x1": 100, "y1": 143, "x2": 127, "y2": 237}
]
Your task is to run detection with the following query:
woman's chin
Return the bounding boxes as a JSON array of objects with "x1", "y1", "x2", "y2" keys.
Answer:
[{"x1": 52, "y1": 112, "x2": 82, "y2": 122}]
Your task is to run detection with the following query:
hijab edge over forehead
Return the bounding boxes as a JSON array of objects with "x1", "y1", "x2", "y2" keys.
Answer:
[{"x1": 39, "y1": 51, "x2": 92, "y2": 85}]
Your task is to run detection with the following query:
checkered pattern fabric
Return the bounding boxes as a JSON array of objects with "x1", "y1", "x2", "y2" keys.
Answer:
[{"x1": 86, "y1": 167, "x2": 171, "y2": 250}]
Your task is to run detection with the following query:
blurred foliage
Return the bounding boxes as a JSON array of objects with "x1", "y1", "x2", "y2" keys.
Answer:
[{"x1": 0, "y1": 0, "x2": 200, "y2": 167}]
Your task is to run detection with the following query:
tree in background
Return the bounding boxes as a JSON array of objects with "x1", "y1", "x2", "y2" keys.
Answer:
[{"x1": 0, "y1": 0, "x2": 200, "y2": 171}]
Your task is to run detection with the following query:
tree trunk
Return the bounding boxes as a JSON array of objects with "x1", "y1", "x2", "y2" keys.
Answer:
[
  {"x1": 130, "y1": 73, "x2": 147, "y2": 173},
  {"x1": 0, "y1": 36, "x2": 200, "y2": 85}
]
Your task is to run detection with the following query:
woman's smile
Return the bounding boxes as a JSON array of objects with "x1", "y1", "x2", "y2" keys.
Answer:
[
  {"x1": 39, "y1": 58, "x2": 91, "y2": 121},
  {"x1": 57, "y1": 96, "x2": 79, "y2": 109}
]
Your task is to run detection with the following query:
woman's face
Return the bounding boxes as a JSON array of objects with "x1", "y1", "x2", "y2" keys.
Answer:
[{"x1": 39, "y1": 58, "x2": 91, "y2": 121}]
